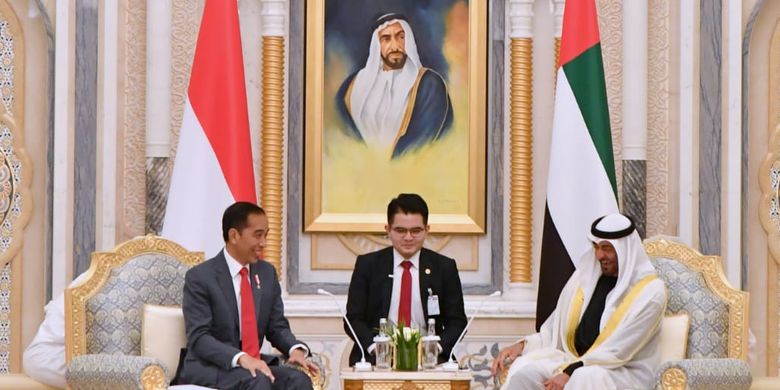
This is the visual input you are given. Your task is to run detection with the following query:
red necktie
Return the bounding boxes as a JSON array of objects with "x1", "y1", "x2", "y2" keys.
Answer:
[
  {"x1": 239, "y1": 267, "x2": 260, "y2": 358},
  {"x1": 398, "y1": 261, "x2": 413, "y2": 327}
]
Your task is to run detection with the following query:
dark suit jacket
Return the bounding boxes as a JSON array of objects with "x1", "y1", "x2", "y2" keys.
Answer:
[
  {"x1": 180, "y1": 251, "x2": 303, "y2": 386},
  {"x1": 345, "y1": 247, "x2": 467, "y2": 365}
]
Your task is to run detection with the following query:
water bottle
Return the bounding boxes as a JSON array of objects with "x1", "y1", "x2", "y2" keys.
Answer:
[
  {"x1": 374, "y1": 318, "x2": 392, "y2": 370},
  {"x1": 421, "y1": 318, "x2": 440, "y2": 369}
]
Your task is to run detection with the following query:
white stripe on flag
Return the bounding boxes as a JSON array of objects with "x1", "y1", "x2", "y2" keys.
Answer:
[
  {"x1": 162, "y1": 98, "x2": 234, "y2": 257},
  {"x1": 546, "y1": 68, "x2": 619, "y2": 267}
]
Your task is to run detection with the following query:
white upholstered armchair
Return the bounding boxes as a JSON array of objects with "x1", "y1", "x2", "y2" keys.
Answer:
[
  {"x1": 64, "y1": 235, "x2": 203, "y2": 390},
  {"x1": 645, "y1": 237, "x2": 752, "y2": 390}
]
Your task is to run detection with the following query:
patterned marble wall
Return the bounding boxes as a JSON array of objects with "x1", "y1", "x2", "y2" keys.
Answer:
[
  {"x1": 647, "y1": 0, "x2": 672, "y2": 236},
  {"x1": 120, "y1": 0, "x2": 147, "y2": 241}
]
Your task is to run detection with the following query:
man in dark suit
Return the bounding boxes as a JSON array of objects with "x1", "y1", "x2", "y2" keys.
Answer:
[
  {"x1": 181, "y1": 202, "x2": 318, "y2": 390},
  {"x1": 345, "y1": 193, "x2": 467, "y2": 366}
]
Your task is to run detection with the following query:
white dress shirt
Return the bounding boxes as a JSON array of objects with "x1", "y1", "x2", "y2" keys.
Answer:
[
  {"x1": 223, "y1": 249, "x2": 307, "y2": 367},
  {"x1": 387, "y1": 249, "x2": 425, "y2": 330}
]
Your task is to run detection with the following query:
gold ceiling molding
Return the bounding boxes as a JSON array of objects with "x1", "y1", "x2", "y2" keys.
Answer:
[
  {"x1": 260, "y1": 36, "x2": 285, "y2": 276},
  {"x1": 646, "y1": 0, "x2": 671, "y2": 236}
]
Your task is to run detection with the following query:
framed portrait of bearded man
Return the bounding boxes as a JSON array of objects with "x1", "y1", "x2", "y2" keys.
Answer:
[{"x1": 304, "y1": 0, "x2": 487, "y2": 233}]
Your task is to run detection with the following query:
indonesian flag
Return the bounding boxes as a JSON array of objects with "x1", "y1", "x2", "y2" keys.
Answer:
[
  {"x1": 162, "y1": 0, "x2": 256, "y2": 257},
  {"x1": 535, "y1": 0, "x2": 619, "y2": 330}
]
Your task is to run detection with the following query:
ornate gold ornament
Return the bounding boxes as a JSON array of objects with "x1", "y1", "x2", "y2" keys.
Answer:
[
  {"x1": 659, "y1": 367, "x2": 687, "y2": 390},
  {"x1": 140, "y1": 364, "x2": 168, "y2": 390}
]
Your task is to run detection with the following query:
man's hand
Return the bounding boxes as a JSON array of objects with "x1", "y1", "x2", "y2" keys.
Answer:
[
  {"x1": 490, "y1": 340, "x2": 525, "y2": 376},
  {"x1": 238, "y1": 354, "x2": 275, "y2": 383},
  {"x1": 543, "y1": 373, "x2": 570, "y2": 390},
  {"x1": 287, "y1": 348, "x2": 320, "y2": 375}
]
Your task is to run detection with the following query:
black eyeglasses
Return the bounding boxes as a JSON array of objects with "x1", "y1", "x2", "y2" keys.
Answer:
[{"x1": 390, "y1": 227, "x2": 426, "y2": 237}]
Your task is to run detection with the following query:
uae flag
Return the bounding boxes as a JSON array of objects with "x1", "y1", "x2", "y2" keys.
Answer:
[
  {"x1": 162, "y1": 0, "x2": 256, "y2": 257},
  {"x1": 535, "y1": 0, "x2": 619, "y2": 330}
]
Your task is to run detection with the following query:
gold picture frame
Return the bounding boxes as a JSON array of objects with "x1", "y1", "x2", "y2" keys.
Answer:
[{"x1": 304, "y1": 0, "x2": 487, "y2": 233}]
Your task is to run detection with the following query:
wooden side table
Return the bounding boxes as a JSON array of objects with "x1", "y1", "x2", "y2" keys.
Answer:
[{"x1": 341, "y1": 368, "x2": 473, "y2": 390}]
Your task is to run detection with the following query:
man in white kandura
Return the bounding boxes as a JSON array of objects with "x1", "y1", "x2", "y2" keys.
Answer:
[{"x1": 492, "y1": 213, "x2": 667, "y2": 390}]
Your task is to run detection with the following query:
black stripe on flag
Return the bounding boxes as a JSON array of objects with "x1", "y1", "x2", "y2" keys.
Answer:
[{"x1": 535, "y1": 204, "x2": 576, "y2": 331}]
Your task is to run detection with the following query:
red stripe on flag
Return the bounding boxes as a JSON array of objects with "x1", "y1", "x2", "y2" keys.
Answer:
[
  {"x1": 187, "y1": 0, "x2": 256, "y2": 203},
  {"x1": 559, "y1": 0, "x2": 601, "y2": 67}
]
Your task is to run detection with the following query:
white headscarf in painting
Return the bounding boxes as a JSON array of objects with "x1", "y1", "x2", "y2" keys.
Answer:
[{"x1": 349, "y1": 16, "x2": 422, "y2": 147}]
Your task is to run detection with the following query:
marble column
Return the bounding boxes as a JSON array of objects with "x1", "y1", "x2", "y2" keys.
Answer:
[
  {"x1": 145, "y1": 0, "x2": 173, "y2": 235},
  {"x1": 621, "y1": 0, "x2": 648, "y2": 238},
  {"x1": 553, "y1": 0, "x2": 564, "y2": 70},
  {"x1": 699, "y1": 1, "x2": 722, "y2": 255},
  {"x1": 508, "y1": 0, "x2": 534, "y2": 284},
  {"x1": 260, "y1": 0, "x2": 286, "y2": 276},
  {"x1": 73, "y1": 0, "x2": 98, "y2": 276}
]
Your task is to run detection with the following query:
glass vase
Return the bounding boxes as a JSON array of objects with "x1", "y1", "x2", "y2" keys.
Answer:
[{"x1": 394, "y1": 342, "x2": 419, "y2": 371}]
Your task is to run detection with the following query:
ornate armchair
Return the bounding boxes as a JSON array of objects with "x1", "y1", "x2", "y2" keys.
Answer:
[
  {"x1": 645, "y1": 237, "x2": 752, "y2": 390},
  {"x1": 64, "y1": 235, "x2": 203, "y2": 390}
]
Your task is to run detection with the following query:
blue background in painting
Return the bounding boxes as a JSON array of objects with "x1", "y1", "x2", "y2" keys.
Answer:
[{"x1": 324, "y1": 0, "x2": 465, "y2": 82}]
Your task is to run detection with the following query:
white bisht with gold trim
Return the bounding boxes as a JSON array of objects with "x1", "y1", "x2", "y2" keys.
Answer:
[{"x1": 506, "y1": 216, "x2": 667, "y2": 390}]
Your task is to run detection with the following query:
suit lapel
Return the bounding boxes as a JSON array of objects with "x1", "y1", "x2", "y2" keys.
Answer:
[
  {"x1": 214, "y1": 254, "x2": 240, "y2": 330},
  {"x1": 380, "y1": 248, "x2": 394, "y2": 318},
  {"x1": 419, "y1": 250, "x2": 431, "y2": 319}
]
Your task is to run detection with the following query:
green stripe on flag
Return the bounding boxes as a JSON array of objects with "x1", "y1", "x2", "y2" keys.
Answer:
[{"x1": 562, "y1": 43, "x2": 617, "y2": 199}]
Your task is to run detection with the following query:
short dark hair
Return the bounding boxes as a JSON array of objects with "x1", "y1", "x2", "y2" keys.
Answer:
[
  {"x1": 222, "y1": 202, "x2": 265, "y2": 242},
  {"x1": 387, "y1": 193, "x2": 428, "y2": 225}
]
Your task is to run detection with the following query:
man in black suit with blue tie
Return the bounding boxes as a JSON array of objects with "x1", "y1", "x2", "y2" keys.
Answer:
[
  {"x1": 345, "y1": 193, "x2": 468, "y2": 366},
  {"x1": 180, "y1": 202, "x2": 317, "y2": 390}
]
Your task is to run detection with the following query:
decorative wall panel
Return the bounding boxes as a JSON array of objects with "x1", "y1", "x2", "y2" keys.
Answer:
[
  {"x1": 647, "y1": 0, "x2": 671, "y2": 236},
  {"x1": 169, "y1": 0, "x2": 199, "y2": 160},
  {"x1": 597, "y1": 0, "x2": 623, "y2": 194},
  {"x1": 0, "y1": 0, "x2": 31, "y2": 372},
  {"x1": 121, "y1": 0, "x2": 146, "y2": 239}
]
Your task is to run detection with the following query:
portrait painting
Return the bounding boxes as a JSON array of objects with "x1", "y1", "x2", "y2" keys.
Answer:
[{"x1": 304, "y1": 0, "x2": 486, "y2": 233}]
